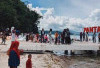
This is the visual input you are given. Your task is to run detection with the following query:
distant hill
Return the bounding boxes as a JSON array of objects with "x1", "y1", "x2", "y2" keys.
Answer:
[
  {"x1": 39, "y1": 30, "x2": 80, "y2": 35},
  {"x1": 39, "y1": 30, "x2": 98, "y2": 36},
  {"x1": 70, "y1": 30, "x2": 80, "y2": 35}
]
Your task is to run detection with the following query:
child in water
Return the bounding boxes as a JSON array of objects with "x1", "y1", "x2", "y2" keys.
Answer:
[{"x1": 26, "y1": 54, "x2": 32, "y2": 68}]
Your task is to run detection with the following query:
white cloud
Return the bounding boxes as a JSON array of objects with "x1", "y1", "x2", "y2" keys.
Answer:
[
  {"x1": 27, "y1": 4, "x2": 54, "y2": 16},
  {"x1": 89, "y1": 9, "x2": 100, "y2": 21},
  {"x1": 44, "y1": 8, "x2": 54, "y2": 16},
  {"x1": 27, "y1": 4, "x2": 100, "y2": 32}
]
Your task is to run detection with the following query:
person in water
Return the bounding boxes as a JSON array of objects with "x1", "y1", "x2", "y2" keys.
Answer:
[{"x1": 8, "y1": 41, "x2": 20, "y2": 68}]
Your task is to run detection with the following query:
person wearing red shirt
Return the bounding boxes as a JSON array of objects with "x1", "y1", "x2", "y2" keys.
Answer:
[{"x1": 26, "y1": 54, "x2": 32, "y2": 68}]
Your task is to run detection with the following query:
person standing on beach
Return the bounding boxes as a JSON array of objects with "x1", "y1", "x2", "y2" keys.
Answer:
[
  {"x1": 61, "y1": 32, "x2": 63, "y2": 44},
  {"x1": 49, "y1": 29, "x2": 52, "y2": 44},
  {"x1": 8, "y1": 41, "x2": 20, "y2": 68},
  {"x1": 36, "y1": 33, "x2": 39, "y2": 43},
  {"x1": 58, "y1": 33, "x2": 61, "y2": 45},
  {"x1": 5, "y1": 28, "x2": 10, "y2": 38},
  {"x1": 16, "y1": 30, "x2": 20, "y2": 37},
  {"x1": 80, "y1": 32, "x2": 83, "y2": 42},
  {"x1": 11, "y1": 27, "x2": 16, "y2": 42},
  {"x1": 98, "y1": 33, "x2": 100, "y2": 43},
  {"x1": 65, "y1": 28, "x2": 71, "y2": 44},
  {"x1": 55, "y1": 31, "x2": 59, "y2": 44},
  {"x1": 30, "y1": 33, "x2": 34, "y2": 42},
  {"x1": 26, "y1": 54, "x2": 32, "y2": 68},
  {"x1": 83, "y1": 32, "x2": 85, "y2": 41},
  {"x1": 63, "y1": 29, "x2": 66, "y2": 44},
  {"x1": 41, "y1": 28, "x2": 45, "y2": 43},
  {"x1": 65, "y1": 29, "x2": 67, "y2": 44},
  {"x1": 86, "y1": 32, "x2": 88, "y2": 42},
  {"x1": 93, "y1": 32, "x2": 96, "y2": 43},
  {"x1": 62, "y1": 30, "x2": 65, "y2": 44},
  {"x1": 44, "y1": 34, "x2": 48, "y2": 43},
  {"x1": 1, "y1": 31, "x2": 6, "y2": 45},
  {"x1": 26, "y1": 33, "x2": 29, "y2": 41}
]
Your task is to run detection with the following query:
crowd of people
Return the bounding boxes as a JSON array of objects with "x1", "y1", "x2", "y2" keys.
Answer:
[
  {"x1": 0, "y1": 27, "x2": 100, "y2": 68},
  {"x1": 25, "y1": 28, "x2": 71, "y2": 45},
  {"x1": 80, "y1": 32, "x2": 100, "y2": 43},
  {"x1": 1, "y1": 31, "x2": 7, "y2": 45},
  {"x1": 6, "y1": 27, "x2": 71, "y2": 68},
  {"x1": 1, "y1": 27, "x2": 100, "y2": 45},
  {"x1": 0, "y1": 27, "x2": 20, "y2": 45}
]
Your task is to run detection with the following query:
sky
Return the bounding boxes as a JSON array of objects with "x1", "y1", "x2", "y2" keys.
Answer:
[{"x1": 21, "y1": 0, "x2": 100, "y2": 32}]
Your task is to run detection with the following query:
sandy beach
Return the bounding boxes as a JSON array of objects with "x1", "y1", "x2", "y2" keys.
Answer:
[
  {"x1": 0, "y1": 39, "x2": 100, "y2": 68},
  {"x1": 0, "y1": 52, "x2": 100, "y2": 68},
  {"x1": 1, "y1": 0, "x2": 100, "y2": 68}
]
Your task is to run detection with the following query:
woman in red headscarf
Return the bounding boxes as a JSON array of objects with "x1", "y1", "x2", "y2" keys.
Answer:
[{"x1": 8, "y1": 41, "x2": 20, "y2": 68}]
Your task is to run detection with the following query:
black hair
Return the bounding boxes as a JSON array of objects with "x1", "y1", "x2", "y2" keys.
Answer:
[
  {"x1": 50, "y1": 29, "x2": 52, "y2": 31},
  {"x1": 28, "y1": 54, "x2": 32, "y2": 58}
]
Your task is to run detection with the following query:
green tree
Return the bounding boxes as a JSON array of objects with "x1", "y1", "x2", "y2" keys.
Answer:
[{"x1": 0, "y1": 0, "x2": 42, "y2": 33}]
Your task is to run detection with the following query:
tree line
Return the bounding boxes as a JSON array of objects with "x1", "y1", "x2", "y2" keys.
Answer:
[{"x1": 0, "y1": 0, "x2": 42, "y2": 33}]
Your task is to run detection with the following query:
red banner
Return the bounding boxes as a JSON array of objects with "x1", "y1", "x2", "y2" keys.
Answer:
[{"x1": 84, "y1": 26, "x2": 100, "y2": 33}]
